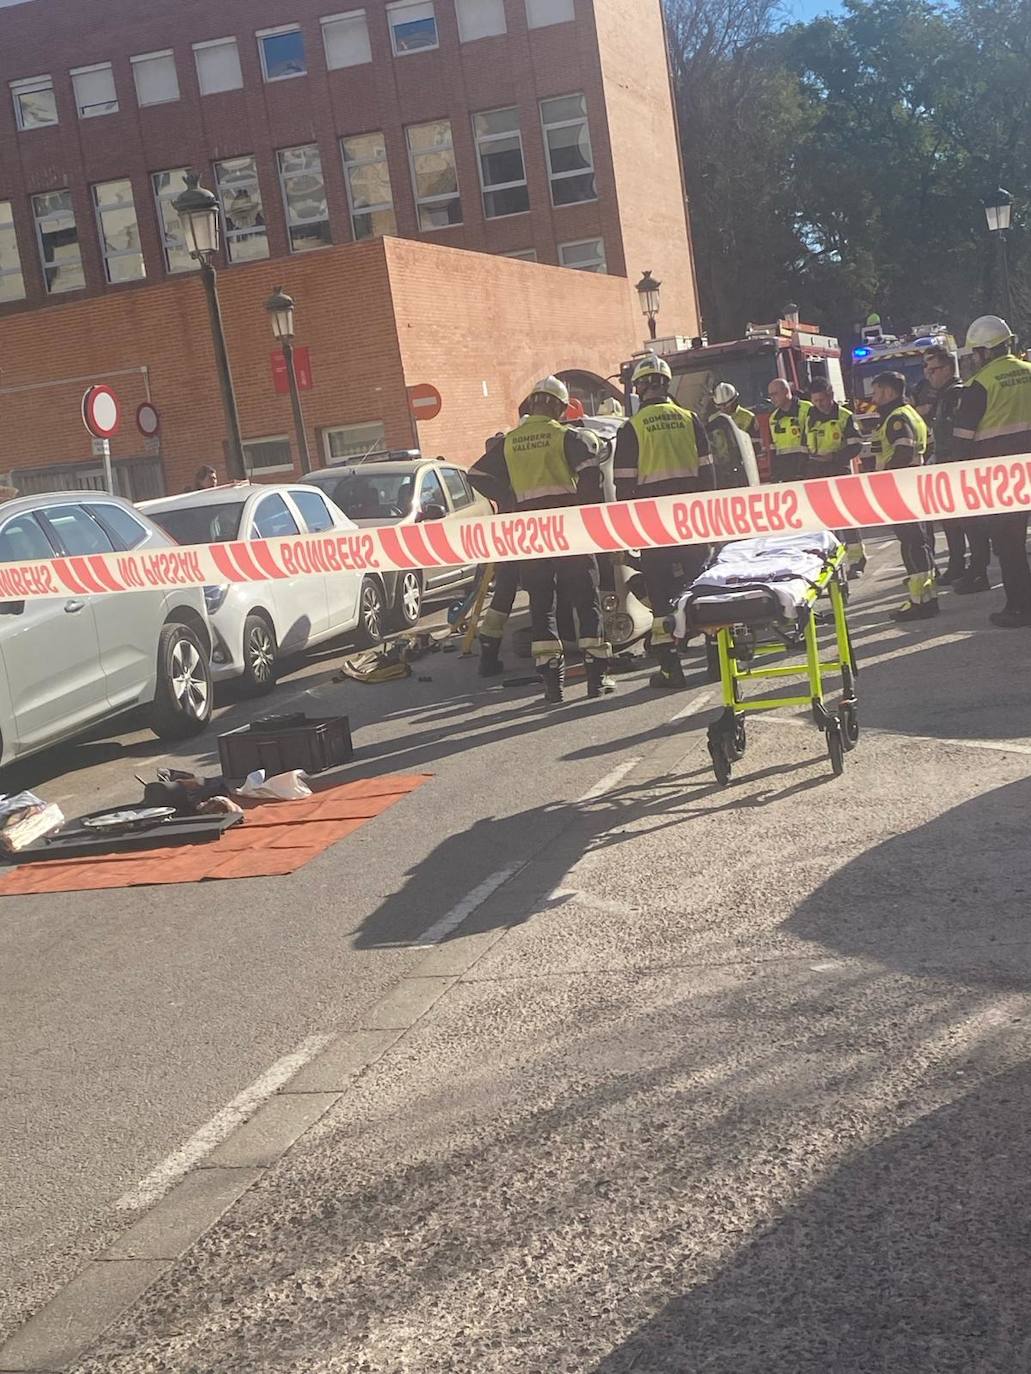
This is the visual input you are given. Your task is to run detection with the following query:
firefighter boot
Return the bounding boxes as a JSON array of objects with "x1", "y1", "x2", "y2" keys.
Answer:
[
  {"x1": 585, "y1": 656, "x2": 616, "y2": 699},
  {"x1": 540, "y1": 656, "x2": 565, "y2": 705},
  {"x1": 649, "y1": 645, "x2": 686, "y2": 689},
  {"x1": 891, "y1": 572, "x2": 939, "y2": 623},
  {"x1": 478, "y1": 636, "x2": 505, "y2": 677}
]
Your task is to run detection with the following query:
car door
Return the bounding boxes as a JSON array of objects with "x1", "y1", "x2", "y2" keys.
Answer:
[
  {"x1": 415, "y1": 468, "x2": 458, "y2": 592},
  {"x1": 288, "y1": 488, "x2": 361, "y2": 634},
  {"x1": 0, "y1": 508, "x2": 107, "y2": 754},
  {"x1": 250, "y1": 492, "x2": 329, "y2": 649}
]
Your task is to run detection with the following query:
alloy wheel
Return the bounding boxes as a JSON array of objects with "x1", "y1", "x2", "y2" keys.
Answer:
[{"x1": 170, "y1": 638, "x2": 209, "y2": 718}]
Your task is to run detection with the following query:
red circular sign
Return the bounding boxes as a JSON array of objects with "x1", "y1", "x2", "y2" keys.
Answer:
[
  {"x1": 82, "y1": 385, "x2": 121, "y2": 439},
  {"x1": 136, "y1": 402, "x2": 160, "y2": 437},
  {"x1": 407, "y1": 382, "x2": 442, "y2": 422}
]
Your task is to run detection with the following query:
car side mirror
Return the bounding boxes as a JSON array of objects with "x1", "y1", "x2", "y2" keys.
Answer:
[
  {"x1": 0, "y1": 601, "x2": 25, "y2": 616},
  {"x1": 417, "y1": 502, "x2": 447, "y2": 522}
]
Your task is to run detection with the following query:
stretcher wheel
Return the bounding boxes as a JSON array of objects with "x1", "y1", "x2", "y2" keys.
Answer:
[
  {"x1": 705, "y1": 637, "x2": 721, "y2": 682},
  {"x1": 709, "y1": 738, "x2": 732, "y2": 786},
  {"x1": 839, "y1": 701, "x2": 859, "y2": 751},
  {"x1": 826, "y1": 720, "x2": 845, "y2": 776},
  {"x1": 730, "y1": 717, "x2": 747, "y2": 761}
]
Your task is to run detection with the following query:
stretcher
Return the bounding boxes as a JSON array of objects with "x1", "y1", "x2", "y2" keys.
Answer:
[{"x1": 673, "y1": 531, "x2": 858, "y2": 785}]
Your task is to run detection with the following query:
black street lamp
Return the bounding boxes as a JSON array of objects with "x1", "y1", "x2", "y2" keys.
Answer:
[
  {"x1": 983, "y1": 187, "x2": 1015, "y2": 322},
  {"x1": 265, "y1": 286, "x2": 312, "y2": 475},
  {"x1": 636, "y1": 270, "x2": 662, "y2": 341},
  {"x1": 173, "y1": 172, "x2": 247, "y2": 480}
]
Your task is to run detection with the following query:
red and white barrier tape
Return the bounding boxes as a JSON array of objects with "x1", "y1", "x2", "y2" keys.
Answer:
[{"x1": 2, "y1": 457, "x2": 1029, "y2": 602}]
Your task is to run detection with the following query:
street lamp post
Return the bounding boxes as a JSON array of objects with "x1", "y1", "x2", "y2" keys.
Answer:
[
  {"x1": 265, "y1": 286, "x2": 312, "y2": 475},
  {"x1": 983, "y1": 187, "x2": 1015, "y2": 322},
  {"x1": 635, "y1": 270, "x2": 662, "y2": 342},
  {"x1": 172, "y1": 172, "x2": 247, "y2": 480}
]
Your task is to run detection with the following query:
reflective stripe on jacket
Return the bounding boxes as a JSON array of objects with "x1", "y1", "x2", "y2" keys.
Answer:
[{"x1": 628, "y1": 401, "x2": 704, "y2": 486}]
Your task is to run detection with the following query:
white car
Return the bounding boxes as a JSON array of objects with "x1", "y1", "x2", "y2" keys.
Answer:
[
  {"x1": 140, "y1": 484, "x2": 388, "y2": 695},
  {"x1": 0, "y1": 493, "x2": 212, "y2": 765}
]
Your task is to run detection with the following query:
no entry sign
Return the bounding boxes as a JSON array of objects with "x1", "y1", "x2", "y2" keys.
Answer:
[
  {"x1": 81, "y1": 385, "x2": 121, "y2": 439},
  {"x1": 407, "y1": 383, "x2": 442, "y2": 422},
  {"x1": 136, "y1": 402, "x2": 160, "y2": 437}
]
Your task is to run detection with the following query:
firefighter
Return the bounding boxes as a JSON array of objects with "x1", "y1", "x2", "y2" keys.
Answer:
[
  {"x1": 767, "y1": 378, "x2": 812, "y2": 483},
  {"x1": 922, "y1": 345, "x2": 988, "y2": 591},
  {"x1": 803, "y1": 378, "x2": 867, "y2": 575},
  {"x1": 712, "y1": 382, "x2": 760, "y2": 448},
  {"x1": 467, "y1": 377, "x2": 611, "y2": 702},
  {"x1": 953, "y1": 315, "x2": 1031, "y2": 628},
  {"x1": 614, "y1": 355, "x2": 715, "y2": 688},
  {"x1": 870, "y1": 370, "x2": 936, "y2": 621}
]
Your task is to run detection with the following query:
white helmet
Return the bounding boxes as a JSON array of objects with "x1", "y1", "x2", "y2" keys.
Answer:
[
  {"x1": 528, "y1": 375, "x2": 569, "y2": 406},
  {"x1": 966, "y1": 314, "x2": 1013, "y2": 350},
  {"x1": 631, "y1": 355, "x2": 672, "y2": 386},
  {"x1": 713, "y1": 382, "x2": 739, "y2": 405}
]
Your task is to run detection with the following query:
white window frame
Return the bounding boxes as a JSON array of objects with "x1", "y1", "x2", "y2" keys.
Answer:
[
  {"x1": 473, "y1": 107, "x2": 529, "y2": 220},
  {"x1": 321, "y1": 10, "x2": 372, "y2": 69},
  {"x1": 151, "y1": 169, "x2": 195, "y2": 274},
  {"x1": 526, "y1": 0, "x2": 575, "y2": 26},
  {"x1": 540, "y1": 92, "x2": 597, "y2": 207},
  {"x1": 455, "y1": 0, "x2": 506, "y2": 42},
  {"x1": 277, "y1": 145, "x2": 332, "y2": 253},
  {"x1": 256, "y1": 24, "x2": 308, "y2": 82},
  {"x1": 323, "y1": 421, "x2": 387, "y2": 463},
  {"x1": 503, "y1": 248, "x2": 537, "y2": 261},
  {"x1": 32, "y1": 189, "x2": 85, "y2": 295},
  {"x1": 193, "y1": 37, "x2": 244, "y2": 95},
  {"x1": 406, "y1": 120, "x2": 462, "y2": 231},
  {"x1": 243, "y1": 436, "x2": 295, "y2": 475},
  {"x1": 559, "y1": 237, "x2": 606, "y2": 273},
  {"x1": 70, "y1": 62, "x2": 119, "y2": 119},
  {"x1": 92, "y1": 179, "x2": 146, "y2": 284},
  {"x1": 340, "y1": 133, "x2": 396, "y2": 241},
  {"x1": 130, "y1": 49, "x2": 180, "y2": 107},
  {"x1": 387, "y1": 0, "x2": 439, "y2": 56},
  {"x1": 0, "y1": 200, "x2": 26, "y2": 303},
  {"x1": 10, "y1": 75, "x2": 58, "y2": 130},
  {"x1": 214, "y1": 156, "x2": 270, "y2": 263}
]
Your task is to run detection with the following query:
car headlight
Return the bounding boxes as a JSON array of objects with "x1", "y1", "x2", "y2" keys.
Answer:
[
  {"x1": 203, "y1": 584, "x2": 229, "y2": 614},
  {"x1": 606, "y1": 611, "x2": 637, "y2": 646}
]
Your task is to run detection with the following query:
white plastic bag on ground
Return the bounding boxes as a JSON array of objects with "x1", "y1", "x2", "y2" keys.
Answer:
[{"x1": 236, "y1": 770, "x2": 312, "y2": 801}]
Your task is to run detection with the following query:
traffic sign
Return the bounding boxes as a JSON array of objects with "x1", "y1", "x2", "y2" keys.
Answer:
[
  {"x1": 271, "y1": 347, "x2": 313, "y2": 395},
  {"x1": 81, "y1": 384, "x2": 121, "y2": 439},
  {"x1": 408, "y1": 382, "x2": 442, "y2": 422},
  {"x1": 136, "y1": 402, "x2": 160, "y2": 437}
]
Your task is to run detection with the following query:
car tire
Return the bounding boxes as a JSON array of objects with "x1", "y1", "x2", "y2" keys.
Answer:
[
  {"x1": 148, "y1": 623, "x2": 213, "y2": 741},
  {"x1": 356, "y1": 577, "x2": 387, "y2": 647},
  {"x1": 239, "y1": 613, "x2": 278, "y2": 697},
  {"x1": 391, "y1": 571, "x2": 423, "y2": 630}
]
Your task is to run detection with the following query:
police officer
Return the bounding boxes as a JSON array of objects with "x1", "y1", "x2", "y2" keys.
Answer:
[
  {"x1": 804, "y1": 378, "x2": 866, "y2": 575},
  {"x1": 953, "y1": 315, "x2": 1031, "y2": 627},
  {"x1": 467, "y1": 377, "x2": 611, "y2": 702},
  {"x1": 870, "y1": 370, "x2": 936, "y2": 621},
  {"x1": 712, "y1": 382, "x2": 760, "y2": 448},
  {"x1": 767, "y1": 378, "x2": 812, "y2": 483},
  {"x1": 614, "y1": 355, "x2": 715, "y2": 688}
]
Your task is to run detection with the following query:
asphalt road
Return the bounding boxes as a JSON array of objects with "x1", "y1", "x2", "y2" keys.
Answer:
[{"x1": 3, "y1": 539, "x2": 1031, "y2": 1372}]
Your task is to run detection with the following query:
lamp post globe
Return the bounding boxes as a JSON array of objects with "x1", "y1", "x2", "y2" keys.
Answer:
[
  {"x1": 635, "y1": 270, "x2": 662, "y2": 341},
  {"x1": 265, "y1": 286, "x2": 296, "y2": 342},
  {"x1": 172, "y1": 172, "x2": 221, "y2": 260},
  {"x1": 983, "y1": 187, "x2": 1014, "y2": 234}
]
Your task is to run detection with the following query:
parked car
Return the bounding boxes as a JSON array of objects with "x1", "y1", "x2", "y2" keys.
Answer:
[
  {"x1": 0, "y1": 493, "x2": 212, "y2": 766},
  {"x1": 302, "y1": 456, "x2": 493, "y2": 628},
  {"x1": 140, "y1": 483, "x2": 389, "y2": 695}
]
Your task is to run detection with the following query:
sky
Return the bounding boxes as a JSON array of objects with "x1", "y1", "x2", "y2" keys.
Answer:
[{"x1": 780, "y1": 0, "x2": 846, "y2": 21}]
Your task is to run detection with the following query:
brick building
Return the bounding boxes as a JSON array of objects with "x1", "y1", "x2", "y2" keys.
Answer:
[{"x1": 0, "y1": 0, "x2": 700, "y2": 494}]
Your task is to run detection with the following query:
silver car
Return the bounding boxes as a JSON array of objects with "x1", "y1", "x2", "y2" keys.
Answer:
[{"x1": 0, "y1": 494, "x2": 212, "y2": 766}]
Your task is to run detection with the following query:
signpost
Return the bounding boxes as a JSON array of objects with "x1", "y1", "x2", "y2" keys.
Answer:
[
  {"x1": 407, "y1": 382, "x2": 443, "y2": 423},
  {"x1": 81, "y1": 385, "x2": 121, "y2": 492}
]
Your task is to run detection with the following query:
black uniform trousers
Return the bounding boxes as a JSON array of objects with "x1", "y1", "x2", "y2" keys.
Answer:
[
  {"x1": 488, "y1": 561, "x2": 577, "y2": 642},
  {"x1": 980, "y1": 512, "x2": 1031, "y2": 612},
  {"x1": 521, "y1": 555, "x2": 604, "y2": 661},
  {"x1": 640, "y1": 543, "x2": 710, "y2": 644}
]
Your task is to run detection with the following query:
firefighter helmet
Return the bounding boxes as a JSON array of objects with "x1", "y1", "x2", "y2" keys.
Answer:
[
  {"x1": 966, "y1": 315, "x2": 1013, "y2": 350},
  {"x1": 713, "y1": 382, "x2": 739, "y2": 405},
  {"x1": 631, "y1": 355, "x2": 672, "y2": 386},
  {"x1": 528, "y1": 375, "x2": 570, "y2": 406}
]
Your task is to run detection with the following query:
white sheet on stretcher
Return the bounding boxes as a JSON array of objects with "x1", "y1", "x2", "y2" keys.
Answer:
[{"x1": 673, "y1": 530, "x2": 842, "y2": 633}]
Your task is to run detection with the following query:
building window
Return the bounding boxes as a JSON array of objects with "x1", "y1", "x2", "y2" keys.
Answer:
[
  {"x1": 559, "y1": 237, "x2": 605, "y2": 272},
  {"x1": 193, "y1": 38, "x2": 244, "y2": 95},
  {"x1": 0, "y1": 202, "x2": 26, "y2": 303},
  {"x1": 32, "y1": 190, "x2": 85, "y2": 294},
  {"x1": 526, "y1": 0, "x2": 574, "y2": 25},
  {"x1": 214, "y1": 156, "x2": 269, "y2": 262},
  {"x1": 456, "y1": 0, "x2": 506, "y2": 41},
  {"x1": 131, "y1": 50, "x2": 180, "y2": 106},
  {"x1": 10, "y1": 76, "x2": 57, "y2": 130},
  {"x1": 277, "y1": 145, "x2": 331, "y2": 252},
  {"x1": 341, "y1": 132, "x2": 396, "y2": 241},
  {"x1": 503, "y1": 248, "x2": 537, "y2": 261},
  {"x1": 152, "y1": 168, "x2": 196, "y2": 273},
  {"x1": 71, "y1": 63, "x2": 118, "y2": 118},
  {"x1": 324, "y1": 421, "x2": 386, "y2": 462},
  {"x1": 322, "y1": 11, "x2": 372, "y2": 68},
  {"x1": 257, "y1": 25, "x2": 307, "y2": 81},
  {"x1": 473, "y1": 108, "x2": 528, "y2": 219},
  {"x1": 540, "y1": 92, "x2": 596, "y2": 206},
  {"x1": 244, "y1": 437, "x2": 295, "y2": 474},
  {"x1": 387, "y1": 1, "x2": 438, "y2": 55},
  {"x1": 93, "y1": 179, "x2": 145, "y2": 283},
  {"x1": 407, "y1": 121, "x2": 461, "y2": 230}
]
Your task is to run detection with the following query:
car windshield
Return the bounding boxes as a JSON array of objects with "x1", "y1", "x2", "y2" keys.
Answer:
[
  {"x1": 309, "y1": 471, "x2": 415, "y2": 520},
  {"x1": 148, "y1": 503, "x2": 245, "y2": 544},
  {"x1": 670, "y1": 354, "x2": 779, "y2": 416}
]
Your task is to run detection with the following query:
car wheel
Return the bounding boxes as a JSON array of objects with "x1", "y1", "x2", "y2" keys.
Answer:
[
  {"x1": 391, "y1": 571, "x2": 423, "y2": 629},
  {"x1": 148, "y1": 623, "x2": 213, "y2": 741},
  {"x1": 240, "y1": 613, "x2": 278, "y2": 697},
  {"x1": 356, "y1": 577, "x2": 387, "y2": 647}
]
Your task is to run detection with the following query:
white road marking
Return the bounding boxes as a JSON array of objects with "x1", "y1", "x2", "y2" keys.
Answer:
[
  {"x1": 670, "y1": 687, "x2": 715, "y2": 722},
  {"x1": 115, "y1": 1033, "x2": 334, "y2": 1212},
  {"x1": 412, "y1": 863, "x2": 523, "y2": 947},
  {"x1": 577, "y1": 756, "x2": 643, "y2": 801}
]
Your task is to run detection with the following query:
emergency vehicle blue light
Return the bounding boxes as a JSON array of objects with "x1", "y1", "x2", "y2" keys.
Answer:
[{"x1": 853, "y1": 346, "x2": 872, "y2": 359}]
